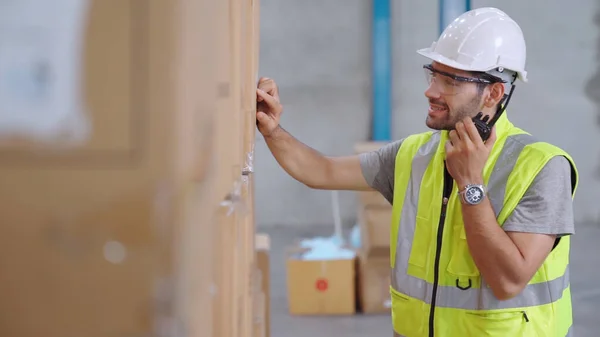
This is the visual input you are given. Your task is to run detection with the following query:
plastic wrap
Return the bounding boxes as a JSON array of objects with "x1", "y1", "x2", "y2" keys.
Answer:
[
  {"x1": 350, "y1": 223, "x2": 362, "y2": 248},
  {"x1": 242, "y1": 145, "x2": 254, "y2": 177},
  {"x1": 298, "y1": 236, "x2": 356, "y2": 260},
  {"x1": 220, "y1": 177, "x2": 246, "y2": 216}
]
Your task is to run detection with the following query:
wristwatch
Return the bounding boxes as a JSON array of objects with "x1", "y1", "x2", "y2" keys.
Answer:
[{"x1": 458, "y1": 184, "x2": 487, "y2": 205}]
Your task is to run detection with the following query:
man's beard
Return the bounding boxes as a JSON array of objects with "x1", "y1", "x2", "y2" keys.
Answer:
[{"x1": 426, "y1": 94, "x2": 483, "y2": 131}]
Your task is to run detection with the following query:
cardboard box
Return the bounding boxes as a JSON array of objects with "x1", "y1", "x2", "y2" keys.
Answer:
[
  {"x1": 0, "y1": 0, "x2": 260, "y2": 336},
  {"x1": 357, "y1": 256, "x2": 392, "y2": 314},
  {"x1": 254, "y1": 234, "x2": 270, "y2": 337},
  {"x1": 211, "y1": 0, "x2": 260, "y2": 335},
  {"x1": 286, "y1": 251, "x2": 356, "y2": 315},
  {"x1": 354, "y1": 142, "x2": 393, "y2": 260},
  {"x1": 253, "y1": 285, "x2": 267, "y2": 337},
  {"x1": 0, "y1": 1, "x2": 221, "y2": 337},
  {"x1": 358, "y1": 190, "x2": 392, "y2": 208},
  {"x1": 358, "y1": 207, "x2": 392, "y2": 257},
  {"x1": 214, "y1": 0, "x2": 245, "y2": 203}
]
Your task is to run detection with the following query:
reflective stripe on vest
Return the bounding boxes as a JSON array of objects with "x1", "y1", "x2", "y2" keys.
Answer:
[
  {"x1": 391, "y1": 132, "x2": 570, "y2": 311},
  {"x1": 395, "y1": 326, "x2": 574, "y2": 337}
]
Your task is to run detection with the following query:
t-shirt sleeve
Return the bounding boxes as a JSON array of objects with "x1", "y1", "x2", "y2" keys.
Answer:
[
  {"x1": 502, "y1": 155, "x2": 575, "y2": 236},
  {"x1": 358, "y1": 139, "x2": 404, "y2": 204}
]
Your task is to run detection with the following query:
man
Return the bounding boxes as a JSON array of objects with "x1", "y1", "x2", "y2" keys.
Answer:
[{"x1": 256, "y1": 7, "x2": 578, "y2": 337}]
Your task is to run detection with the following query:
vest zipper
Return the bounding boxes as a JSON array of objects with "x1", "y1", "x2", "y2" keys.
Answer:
[{"x1": 428, "y1": 165, "x2": 453, "y2": 337}]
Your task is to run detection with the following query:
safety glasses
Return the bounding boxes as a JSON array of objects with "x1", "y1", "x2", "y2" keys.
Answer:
[{"x1": 423, "y1": 64, "x2": 504, "y2": 96}]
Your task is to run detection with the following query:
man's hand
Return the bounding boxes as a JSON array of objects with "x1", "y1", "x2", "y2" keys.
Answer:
[
  {"x1": 445, "y1": 116, "x2": 497, "y2": 188},
  {"x1": 253, "y1": 76, "x2": 372, "y2": 191},
  {"x1": 256, "y1": 77, "x2": 283, "y2": 137}
]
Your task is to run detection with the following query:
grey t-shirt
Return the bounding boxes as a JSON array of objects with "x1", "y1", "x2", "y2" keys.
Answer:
[{"x1": 359, "y1": 139, "x2": 575, "y2": 236}]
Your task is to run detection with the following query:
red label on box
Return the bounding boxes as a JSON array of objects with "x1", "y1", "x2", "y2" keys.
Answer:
[{"x1": 315, "y1": 278, "x2": 328, "y2": 292}]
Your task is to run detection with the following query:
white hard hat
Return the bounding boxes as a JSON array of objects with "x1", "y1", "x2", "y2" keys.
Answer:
[{"x1": 417, "y1": 7, "x2": 528, "y2": 83}]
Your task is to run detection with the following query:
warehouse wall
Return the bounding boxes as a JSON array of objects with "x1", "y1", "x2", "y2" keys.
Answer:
[{"x1": 254, "y1": 0, "x2": 600, "y2": 227}]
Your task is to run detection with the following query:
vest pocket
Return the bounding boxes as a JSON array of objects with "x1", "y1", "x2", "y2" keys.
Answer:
[
  {"x1": 463, "y1": 310, "x2": 537, "y2": 336},
  {"x1": 390, "y1": 288, "x2": 426, "y2": 337},
  {"x1": 407, "y1": 216, "x2": 431, "y2": 270},
  {"x1": 447, "y1": 227, "x2": 480, "y2": 278}
]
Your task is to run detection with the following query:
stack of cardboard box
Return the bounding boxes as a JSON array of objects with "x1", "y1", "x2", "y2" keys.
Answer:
[
  {"x1": 283, "y1": 142, "x2": 394, "y2": 317},
  {"x1": 0, "y1": 1, "x2": 265, "y2": 337},
  {"x1": 354, "y1": 142, "x2": 393, "y2": 314}
]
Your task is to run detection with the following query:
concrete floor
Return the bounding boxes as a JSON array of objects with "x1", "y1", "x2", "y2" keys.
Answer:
[{"x1": 261, "y1": 222, "x2": 600, "y2": 337}]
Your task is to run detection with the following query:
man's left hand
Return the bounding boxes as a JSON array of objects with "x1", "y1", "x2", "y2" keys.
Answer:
[{"x1": 445, "y1": 116, "x2": 497, "y2": 188}]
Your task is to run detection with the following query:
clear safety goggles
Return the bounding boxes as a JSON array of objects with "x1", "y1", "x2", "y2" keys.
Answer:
[{"x1": 423, "y1": 64, "x2": 503, "y2": 96}]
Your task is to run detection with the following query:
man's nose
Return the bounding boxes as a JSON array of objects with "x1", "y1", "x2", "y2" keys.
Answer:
[{"x1": 424, "y1": 82, "x2": 441, "y2": 99}]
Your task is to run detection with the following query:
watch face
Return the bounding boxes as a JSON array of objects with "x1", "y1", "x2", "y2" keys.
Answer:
[{"x1": 465, "y1": 186, "x2": 484, "y2": 204}]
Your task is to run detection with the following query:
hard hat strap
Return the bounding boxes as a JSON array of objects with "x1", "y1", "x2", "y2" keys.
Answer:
[{"x1": 487, "y1": 83, "x2": 516, "y2": 127}]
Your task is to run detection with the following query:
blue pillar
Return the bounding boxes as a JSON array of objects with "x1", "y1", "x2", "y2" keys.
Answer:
[
  {"x1": 439, "y1": 0, "x2": 471, "y2": 34},
  {"x1": 372, "y1": 0, "x2": 392, "y2": 141}
]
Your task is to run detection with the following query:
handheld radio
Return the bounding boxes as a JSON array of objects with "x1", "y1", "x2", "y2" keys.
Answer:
[{"x1": 472, "y1": 84, "x2": 516, "y2": 141}]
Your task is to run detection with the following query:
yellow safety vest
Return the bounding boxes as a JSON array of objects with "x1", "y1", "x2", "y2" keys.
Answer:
[{"x1": 389, "y1": 113, "x2": 578, "y2": 337}]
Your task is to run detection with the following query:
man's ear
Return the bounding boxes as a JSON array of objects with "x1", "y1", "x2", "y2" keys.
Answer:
[{"x1": 484, "y1": 83, "x2": 506, "y2": 108}]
